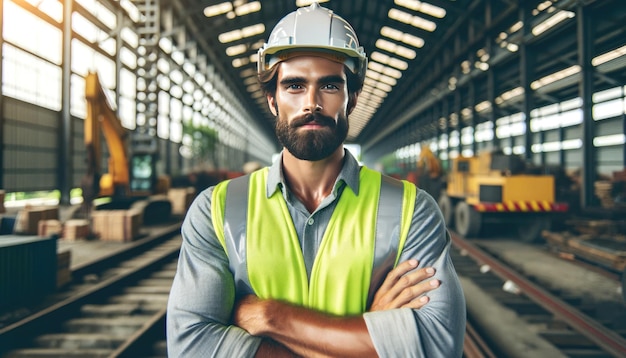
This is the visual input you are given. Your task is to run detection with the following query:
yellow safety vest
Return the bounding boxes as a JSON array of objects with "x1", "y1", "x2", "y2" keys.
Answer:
[{"x1": 212, "y1": 167, "x2": 415, "y2": 315}]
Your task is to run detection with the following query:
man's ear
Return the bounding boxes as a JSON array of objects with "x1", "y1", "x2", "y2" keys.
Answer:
[
  {"x1": 267, "y1": 94, "x2": 278, "y2": 116},
  {"x1": 347, "y1": 92, "x2": 359, "y2": 115}
]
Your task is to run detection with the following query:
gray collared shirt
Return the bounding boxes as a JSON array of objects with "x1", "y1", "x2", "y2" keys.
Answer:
[{"x1": 167, "y1": 150, "x2": 466, "y2": 357}]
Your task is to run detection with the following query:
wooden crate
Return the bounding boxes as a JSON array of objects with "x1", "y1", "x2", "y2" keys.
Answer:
[
  {"x1": 38, "y1": 219, "x2": 63, "y2": 238},
  {"x1": 14, "y1": 206, "x2": 59, "y2": 235},
  {"x1": 567, "y1": 238, "x2": 626, "y2": 272},
  {"x1": 63, "y1": 219, "x2": 90, "y2": 241},
  {"x1": 91, "y1": 210, "x2": 142, "y2": 242},
  {"x1": 0, "y1": 190, "x2": 5, "y2": 214},
  {"x1": 168, "y1": 187, "x2": 196, "y2": 215},
  {"x1": 543, "y1": 230, "x2": 626, "y2": 272}
]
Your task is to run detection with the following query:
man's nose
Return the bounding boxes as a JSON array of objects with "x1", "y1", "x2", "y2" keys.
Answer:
[{"x1": 304, "y1": 89, "x2": 323, "y2": 112}]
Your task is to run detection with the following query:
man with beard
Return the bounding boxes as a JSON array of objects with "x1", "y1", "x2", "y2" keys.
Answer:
[{"x1": 167, "y1": 3, "x2": 466, "y2": 357}]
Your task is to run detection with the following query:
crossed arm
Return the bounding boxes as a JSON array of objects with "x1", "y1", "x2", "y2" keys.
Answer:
[
  {"x1": 235, "y1": 259, "x2": 440, "y2": 358},
  {"x1": 167, "y1": 189, "x2": 466, "y2": 357}
]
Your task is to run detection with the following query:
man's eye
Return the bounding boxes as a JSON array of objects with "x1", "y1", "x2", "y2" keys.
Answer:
[
  {"x1": 322, "y1": 84, "x2": 339, "y2": 90},
  {"x1": 287, "y1": 84, "x2": 303, "y2": 90}
]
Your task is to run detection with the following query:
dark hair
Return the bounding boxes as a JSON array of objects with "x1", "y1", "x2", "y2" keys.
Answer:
[{"x1": 258, "y1": 63, "x2": 363, "y2": 97}]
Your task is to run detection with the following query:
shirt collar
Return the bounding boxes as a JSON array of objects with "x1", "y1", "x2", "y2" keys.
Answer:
[{"x1": 266, "y1": 148, "x2": 362, "y2": 198}]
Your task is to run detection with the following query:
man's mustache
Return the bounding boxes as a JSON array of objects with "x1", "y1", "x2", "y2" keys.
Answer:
[{"x1": 291, "y1": 113, "x2": 336, "y2": 128}]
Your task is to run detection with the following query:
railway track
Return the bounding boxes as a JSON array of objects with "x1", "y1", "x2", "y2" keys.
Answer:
[
  {"x1": 0, "y1": 225, "x2": 181, "y2": 357},
  {"x1": 452, "y1": 233, "x2": 626, "y2": 358}
]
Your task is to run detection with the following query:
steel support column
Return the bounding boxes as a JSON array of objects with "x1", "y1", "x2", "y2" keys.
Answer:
[
  {"x1": 0, "y1": 0, "x2": 4, "y2": 190},
  {"x1": 59, "y1": 0, "x2": 73, "y2": 205},
  {"x1": 468, "y1": 79, "x2": 476, "y2": 155},
  {"x1": 520, "y1": 4, "x2": 535, "y2": 162},
  {"x1": 132, "y1": 0, "x2": 160, "y2": 194},
  {"x1": 577, "y1": 3, "x2": 596, "y2": 209}
]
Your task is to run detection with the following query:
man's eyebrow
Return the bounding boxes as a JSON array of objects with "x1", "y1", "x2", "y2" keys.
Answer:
[
  {"x1": 319, "y1": 75, "x2": 345, "y2": 84},
  {"x1": 279, "y1": 75, "x2": 346, "y2": 86},
  {"x1": 279, "y1": 76, "x2": 306, "y2": 86}
]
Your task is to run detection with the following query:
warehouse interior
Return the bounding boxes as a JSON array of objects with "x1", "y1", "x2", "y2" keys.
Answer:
[{"x1": 0, "y1": 0, "x2": 625, "y2": 356}]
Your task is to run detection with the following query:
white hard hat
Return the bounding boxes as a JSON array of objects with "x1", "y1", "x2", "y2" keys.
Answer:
[{"x1": 257, "y1": 2, "x2": 367, "y2": 83}]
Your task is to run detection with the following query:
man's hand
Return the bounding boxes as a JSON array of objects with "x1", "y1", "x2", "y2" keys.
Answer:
[
  {"x1": 233, "y1": 295, "x2": 268, "y2": 336},
  {"x1": 234, "y1": 296, "x2": 375, "y2": 358},
  {"x1": 370, "y1": 259, "x2": 440, "y2": 311},
  {"x1": 233, "y1": 259, "x2": 440, "y2": 357}
]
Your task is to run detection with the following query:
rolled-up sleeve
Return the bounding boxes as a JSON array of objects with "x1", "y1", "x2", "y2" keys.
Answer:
[
  {"x1": 363, "y1": 189, "x2": 466, "y2": 357},
  {"x1": 167, "y1": 188, "x2": 262, "y2": 357}
]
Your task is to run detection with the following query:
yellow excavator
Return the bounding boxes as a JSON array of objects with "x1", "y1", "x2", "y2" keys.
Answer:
[
  {"x1": 82, "y1": 72, "x2": 171, "y2": 224},
  {"x1": 437, "y1": 150, "x2": 569, "y2": 242},
  {"x1": 84, "y1": 72, "x2": 130, "y2": 198}
]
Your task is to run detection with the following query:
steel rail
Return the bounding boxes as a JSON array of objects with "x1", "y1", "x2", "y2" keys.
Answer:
[
  {"x1": 451, "y1": 232, "x2": 626, "y2": 357},
  {"x1": 0, "y1": 237, "x2": 180, "y2": 355},
  {"x1": 463, "y1": 319, "x2": 497, "y2": 358}
]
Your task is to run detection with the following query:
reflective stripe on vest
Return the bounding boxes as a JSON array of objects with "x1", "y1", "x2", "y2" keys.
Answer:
[{"x1": 211, "y1": 166, "x2": 416, "y2": 315}]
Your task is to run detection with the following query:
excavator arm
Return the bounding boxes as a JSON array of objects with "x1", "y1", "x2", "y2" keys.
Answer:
[{"x1": 84, "y1": 72, "x2": 129, "y2": 197}]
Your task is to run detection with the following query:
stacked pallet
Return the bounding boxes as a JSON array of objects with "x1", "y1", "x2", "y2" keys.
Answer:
[
  {"x1": 38, "y1": 219, "x2": 63, "y2": 238},
  {"x1": 91, "y1": 209, "x2": 142, "y2": 242},
  {"x1": 63, "y1": 219, "x2": 91, "y2": 241},
  {"x1": 595, "y1": 169, "x2": 626, "y2": 209},
  {"x1": 594, "y1": 181, "x2": 614, "y2": 208},
  {"x1": 543, "y1": 219, "x2": 626, "y2": 273},
  {"x1": 14, "y1": 206, "x2": 59, "y2": 235}
]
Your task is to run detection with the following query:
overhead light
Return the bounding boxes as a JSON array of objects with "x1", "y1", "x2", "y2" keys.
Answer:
[
  {"x1": 226, "y1": 44, "x2": 247, "y2": 57},
  {"x1": 374, "y1": 39, "x2": 416, "y2": 59},
  {"x1": 376, "y1": 82, "x2": 393, "y2": 92},
  {"x1": 394, "y1": 0, "x2": 446, "y2": 18},
  {"x1": 509, "y1": 21, "x2": 523, "y2": 33},
  {"x1": 240, "y1": 68, "x2": 256, "y2": 78},
  {"x1": 219, "y1": 24, "x2": 265, "y2": 43},
  {"x1": 531, "y1": 65, "x2": 580, "y2": 90},
  {"x1": 461, "y1": 60, "x2": 471, "y2": 74},
  {"x1": 536, "y1": 1, "x2": 553, "y2": 12},
  {"x1": 592, "y1": 45, "x2": 626, "y2": 66},
  {"x1": 495, "y1": 87, "x2": 523, "y2": 104},
  {"x1": 506, "y1": 43, "x2": 519, "y2": 52},
  {"x1": 380, "y1": 26, "x2": 425, "y2": 48},
  {"x1": 594, "y1": 134, "x2": 625, "y2": 147},
  {"x1": 474, "y1": 61, "x2": 489, "y2": 71},
  {"x1": 372, "y1": 88, "x2": 388, "y2": 97},
  {"x1": 562, "y1": 139, "x2": 582, "y2": 150},
  {"x1": 235, "y1": 1, "x2": 261, "y2": 16},
  {"x1": 243, "y1": 76, "x2": 258, "y2": 85},
  {"x1": 474, "y1": 101, "x2": 491, "y2": 112},
  {"x1": 251, "y1": 40, "x2": 265, "y2": 50},
  {"x1": 532, "y1": 10, "x2": 575, "y2": 36},
  {"x1": 159, "y1": 37, "x2": 173, "y2": 54},
  {"x1": 388, "y1": 8, "x2": 437, "y2": 32},
  {"x1": 365, "y1": 74, "x2": 380, "y2": 84},
  {"x1": 378, "y1": 74, "x2": 397, "y2": 86},
  {"x1": 246, "y1": 84, "x2": 260, "y2": 92},
  {"x1": 371, "y1": 51, "x2": 408, "y2": 70},
  {"x1": 204, "y1": 2, "x2": 233, "y2": 17},
  {"x1": 232, "y1": 57, "x2": 250, "y2": 68}
]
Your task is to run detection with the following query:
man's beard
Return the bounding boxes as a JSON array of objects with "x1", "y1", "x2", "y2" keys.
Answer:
[{"x1": 275, "y1": 111, "x2": 349, "y2": 161}]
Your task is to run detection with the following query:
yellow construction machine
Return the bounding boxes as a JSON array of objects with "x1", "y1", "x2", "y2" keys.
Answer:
[
  {"x1": 84, "y1": 72, "x2": 130, "y2": 198},
  {"x1": 438, "y1": 151, "x2": 568, "y2": 242},
  {"x1": 82, "y1": 72, "x2": 171, "y2": 224}
]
